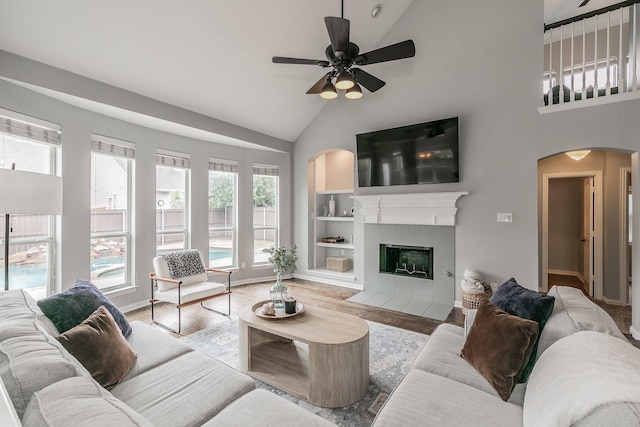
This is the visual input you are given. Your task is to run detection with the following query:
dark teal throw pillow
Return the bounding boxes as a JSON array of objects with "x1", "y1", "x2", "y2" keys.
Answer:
[
  {"x1": 37, "y1": 279, "x2": 132, "y2": 337},
  {"x1": 489, "y1": 277, "x2": 555, "y2": 383}
]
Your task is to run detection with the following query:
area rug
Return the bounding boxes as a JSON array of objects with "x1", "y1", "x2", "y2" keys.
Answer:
[{"x1": 181, "y1": 318, "x2": 429, "y2": 427}]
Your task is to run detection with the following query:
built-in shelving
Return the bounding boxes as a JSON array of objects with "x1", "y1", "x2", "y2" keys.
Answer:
[{"x1": 308, "y1": 150, "x2": 356, "y2": 285}]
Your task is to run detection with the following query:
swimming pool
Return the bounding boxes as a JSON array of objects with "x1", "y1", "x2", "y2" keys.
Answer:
[{"x1": 1, "y1": 248, "x2": 233, "y2": 290}]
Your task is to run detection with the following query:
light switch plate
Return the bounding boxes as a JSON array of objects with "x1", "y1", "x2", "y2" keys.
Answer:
[{"x1": 497, "y1": 213, "x2": 513, "y2": 223}]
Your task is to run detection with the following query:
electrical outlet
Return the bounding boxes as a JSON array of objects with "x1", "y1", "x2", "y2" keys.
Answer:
[
  {"x1": 241, "y1": 262, "x2": 246, "y2": 269},
  {"x1": 497, "y1": 213, "x2": 513, "y2": 223}
]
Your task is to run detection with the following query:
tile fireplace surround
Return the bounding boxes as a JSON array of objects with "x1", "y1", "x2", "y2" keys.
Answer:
[{"x1": 348, "y1": 192, "x2": 468, "y2": 321}]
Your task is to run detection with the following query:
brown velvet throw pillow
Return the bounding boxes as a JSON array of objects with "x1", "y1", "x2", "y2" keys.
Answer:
[
  {"x1": 57, "y1": 305, "x2": 137, "y2": 389},
  {"x1": 460, "y1": 301, "x2": 539, "y2": 401}
]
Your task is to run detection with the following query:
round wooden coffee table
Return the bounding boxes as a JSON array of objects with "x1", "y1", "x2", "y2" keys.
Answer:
[{"x1": 238, "y1": 303, "x2": 369, "y2": 408}]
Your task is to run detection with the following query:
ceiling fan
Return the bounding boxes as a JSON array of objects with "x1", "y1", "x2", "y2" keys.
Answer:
[{"x1": 272, "y1": 3, "x2": 416, "y2": 100}]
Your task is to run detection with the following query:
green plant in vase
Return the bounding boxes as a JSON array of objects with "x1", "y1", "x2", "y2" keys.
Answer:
[{"x1": 267, "y1": 245, "x2": 298, "y2": 313}]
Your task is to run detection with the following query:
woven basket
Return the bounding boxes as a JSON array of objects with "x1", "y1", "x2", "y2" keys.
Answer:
[{"x1": 461, "y1": 289, "x2": 493, "y2": 315}]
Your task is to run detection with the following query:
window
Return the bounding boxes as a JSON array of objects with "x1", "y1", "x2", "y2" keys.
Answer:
[
  {"x1": 252, "y1": 164, "x2": 279, "y2": 265},
  {"x1": 208, "y1": 159, "x2": 237, "y2": 268},
  {"x1": 0, "y1": 109, "x2": 61, "y2": 298},
  {"x1": 90, "y1": 135, "x2": 134, "y2": 291},
  {"x1": 156, "y1": 151, "x2": 190, "y2": 254}
]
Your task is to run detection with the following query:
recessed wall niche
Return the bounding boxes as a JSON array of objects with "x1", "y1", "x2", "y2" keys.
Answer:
[{"x1": 307, "y1": 149, "x2": 355, "y2": 284}]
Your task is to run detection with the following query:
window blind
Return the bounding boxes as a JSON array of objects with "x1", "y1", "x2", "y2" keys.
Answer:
[
  {"x1": 0, "y1": 111, "x2": 61, "y2": 145},
  {"x1": 156, "y1": 151, "x2": 190, "y2": 169},
  {"x1": 91, "y1": 135, "x2": 135, "y2": 159},
  {"x1": 253, "y1": 164, "x2": 279, "y2": 176},
  {"x1": 209, "y1": 158, "x2": 238, "y2": 173}
]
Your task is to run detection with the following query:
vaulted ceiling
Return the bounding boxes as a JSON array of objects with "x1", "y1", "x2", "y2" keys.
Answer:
[{"x1": 0, "y1": 0, "x2": 623, "y2": 144}]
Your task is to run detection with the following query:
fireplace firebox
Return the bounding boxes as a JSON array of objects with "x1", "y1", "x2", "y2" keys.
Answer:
[{"x1": 379, "y1": 244, "x2": 433, "y2": 280}]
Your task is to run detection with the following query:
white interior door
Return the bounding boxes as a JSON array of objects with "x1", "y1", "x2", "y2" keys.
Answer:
[{"x1": 582, "y1": 176, "x2": 594, "y2": 295}]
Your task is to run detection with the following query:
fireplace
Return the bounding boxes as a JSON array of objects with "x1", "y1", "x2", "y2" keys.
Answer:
[{"x1": 379, "y1": 244, "x2": 433, "y2": 280}]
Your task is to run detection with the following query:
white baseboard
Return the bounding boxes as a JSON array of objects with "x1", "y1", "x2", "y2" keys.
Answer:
[
  {"x1": 454, "y1": 300, "x2": 462, "y2": 308},
  {"x1": 603, "y1": 296, "x2": 623, "y2": 306},
  {"x1": 630, "y1": 325, "x2": 640, "y2": 340},
  {"x1": 549, "y1": 269, "x2": 582, "y2": 280},
  {"x1": 293, "y1": 272, "x2": 363, "y2": 290}
]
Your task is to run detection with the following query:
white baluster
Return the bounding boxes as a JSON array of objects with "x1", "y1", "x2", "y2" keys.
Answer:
[
  {"x1": 560, "y1": 25, "x2": 564, "y2": 103},
  {"x1": 606, "y1": 11, "x2": 611, "y2": 95},
  {"x1": 570, "y1": 21, "x2": 575, "y2": 101},
  {"x1": 583, "y1": 19, "x2": 587, "y2": 99},
  {"x1": 633, "y1": 3, "x2": 638, "y2": 92},
  {"x1": 595, "y1": 14, "x2": 599, "y2": 98},
  {"x1": 619, "y1": 7, "x2": 625, "y2": 92}
]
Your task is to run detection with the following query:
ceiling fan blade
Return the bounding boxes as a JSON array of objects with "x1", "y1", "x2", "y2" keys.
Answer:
[
  {"x1": 324, "y1": 17, "x2": 350, "y2": 55},
  {"x1": 579, "y1": 0, "x2": 590, "y2": 7},
  {"x1": 306, "y1": 73, "x2": 332, "y2": 94},
  {"x1": 355, "y1": 40, "x2": 416, "y2": 66},
  {"x1": 352, "y1": 69, "x2": 386, "y2": 92},
  {"x1": 273, "y1": 56, "x2": 329, "y2": 67}
]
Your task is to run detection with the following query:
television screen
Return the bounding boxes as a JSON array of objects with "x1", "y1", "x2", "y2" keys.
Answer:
[{"x1": 356, "y1": 117, "x2": 459, "y2": 187}]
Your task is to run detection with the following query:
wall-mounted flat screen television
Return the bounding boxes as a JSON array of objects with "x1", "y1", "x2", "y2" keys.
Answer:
[{"x1": 356, "y1": 117, "x2": 459, "y2": 187}]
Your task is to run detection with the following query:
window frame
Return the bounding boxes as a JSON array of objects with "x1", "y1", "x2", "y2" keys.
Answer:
[
  {"x1": 156, "y1": 150, "x2": 191, "y2": 255},
  {"x1": 252, "y1": 164, "x2": 280, "y2": 266},
  {"x1": 89, "y1": 135, "x2": 135, "y2": 292},
  {"x1": 208, "y1": 159, "x2": 238, "y2": 269},
  {"x1": 0, "y1": 109, "x2": 61, "y2": 296}
]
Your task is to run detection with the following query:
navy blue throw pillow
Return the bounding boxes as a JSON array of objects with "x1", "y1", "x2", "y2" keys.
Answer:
[
  {"x1": 489, "y1": 277, "x2": 555, "y2": 383},
  {"x1": 38, "y1": 279, "x2": 132, "y2": 337}
]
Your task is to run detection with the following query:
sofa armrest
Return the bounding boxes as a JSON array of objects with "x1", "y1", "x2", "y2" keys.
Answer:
[
  {"x1": 464, "y1": 309, "x2": 478, "y2": 337},
  {"x1": 0, "y1": 380, "x2": 21, "y2": 427}
]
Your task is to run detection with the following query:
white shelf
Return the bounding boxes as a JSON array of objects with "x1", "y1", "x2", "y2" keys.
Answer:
[
  {"x1": 316, "y1": 242, "x2": 354, "y2": 249},
  {"x1": 316, "y1": 189, "x2": 354, "y2": 195},
  {"x1": 317, "y1": 216, "x2": 354, "y2": 222},
  {"x1": 309, "y1": 267, "x2": 355, "y2": 281}
]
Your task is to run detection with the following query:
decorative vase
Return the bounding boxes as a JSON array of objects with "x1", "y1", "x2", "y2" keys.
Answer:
[
  {"x1": 329, "y1": 195, "x2": 335, "y2": 217},
  {"x1": 270, "y1": 272, "x2": 288, "y2": 315}
]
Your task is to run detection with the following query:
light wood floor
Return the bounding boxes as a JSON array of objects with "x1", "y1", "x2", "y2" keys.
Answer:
[
  {"x1": 127, "y1": 278, "x2": 637, "y2": 346},
  {"x1": 126, "y1": 278, "x2": 464, "y2": 338}
]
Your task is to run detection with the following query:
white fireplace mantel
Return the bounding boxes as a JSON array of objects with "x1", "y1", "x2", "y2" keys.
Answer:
[{"x1": 352, "y1": 191, "x2": 469, "y2": 226}]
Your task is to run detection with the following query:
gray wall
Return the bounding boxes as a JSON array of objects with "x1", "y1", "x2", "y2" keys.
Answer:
[
  {"x1": 292, "y1": 0, "x2": 639, "y2": 304},
  {"x1": 0, "y1": 75, "x2": 293, "y2": 311}
]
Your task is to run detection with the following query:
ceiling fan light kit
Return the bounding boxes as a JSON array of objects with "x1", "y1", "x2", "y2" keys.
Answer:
[
  {"x1": 272, "y1": 1, "x2": 415, "y2": 100},
  {"x1": 320, "y1": 80, "x2": 338, "y2": 99},
  {"x1": 335, "y1": 69, "x2": 355, "y2": 90},
  {"x1": 345, "y1": 82, "x2": 363, "y2": 99}
]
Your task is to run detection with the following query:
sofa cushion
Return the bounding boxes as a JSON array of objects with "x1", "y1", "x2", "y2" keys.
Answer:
[
  {"x1": 490, "y1": 277, "x2": 555, "y2": 382},
  {"x1": 111, "y1": 351, "x2": 255, "y2": 427},
  {"x1": 205, "y1": 389, "x2": 335, "y2": 427},
  {"x1": 412, "y1": 323, "x2": 526, "y2": 404},
  {"x1": 37, "y1": 279, "x2": 132, "y2": 337},
  {"x1": 57, "y1": 306, "x2": 138, "y2": 389},
  {"x1": 371, "y1": 369, "x2": 523, "y2": 427},
  {"x1": 23, "y1": 376, "x2": 153, "y2": 427},
  {"x1": 461, "y1": 301, "x2": 538, "y2": 401},
  {"x1": 572, "y1": 402, "x2": 640, "y2": 427},
  {"x1": 0, "y1": 320, "x2": 85, "y2": 418},
  {"x1": 0, "y1": 290, "x2": 59, "y2": 337},
  {"x1": 524, "y1": 331, "x2": 640, "y2": 427},
  {"x1": 538, "y1": 285, "x2": 627, "y2": 357},
  {"x1": 123, "y1": 321, "x2": 193, "y2": 381}
]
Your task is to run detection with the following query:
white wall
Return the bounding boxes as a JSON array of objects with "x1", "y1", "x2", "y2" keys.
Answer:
[
  {"x1": 292, "y1": 0, "x2": 640, "y2": 304},
  {"x1": 0, "y1": 78, "x2": 292, "y2": 310}
]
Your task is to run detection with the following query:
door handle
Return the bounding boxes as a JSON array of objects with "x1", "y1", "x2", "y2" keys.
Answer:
[{"x1": 580, "y1": 239, "x2": 587, "y2": 242}]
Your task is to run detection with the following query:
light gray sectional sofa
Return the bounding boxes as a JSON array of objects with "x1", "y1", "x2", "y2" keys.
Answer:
[
  {"x1": 0, "y1": 290, "x2": 334, "y2": 427},
  {"x1": 372, "y1": 285, "x2": 640, "y2": 426}
]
